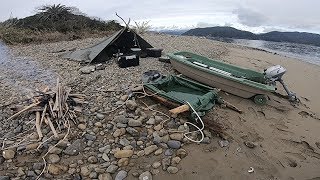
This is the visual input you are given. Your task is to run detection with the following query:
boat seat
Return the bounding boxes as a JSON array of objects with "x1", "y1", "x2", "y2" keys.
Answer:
[{"x1": 192, "y1": 61, "x2": 232, "y2": 76}]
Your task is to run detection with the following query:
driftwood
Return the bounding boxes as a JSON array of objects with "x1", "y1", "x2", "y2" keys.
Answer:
[
  {"x1": 169, "y1": 104, "x2": 190, "y2": 116},
  {"x1": 6, "y1": 78, "x2": 85, "y2": 142},
  {"x1": 221, "y1": 100, "x2": 243, "y2": 114}
]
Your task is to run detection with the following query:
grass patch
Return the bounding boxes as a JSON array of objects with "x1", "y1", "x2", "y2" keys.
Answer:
[{"x1": 0, "y1": 4, "x2": 122, "y2": 44}]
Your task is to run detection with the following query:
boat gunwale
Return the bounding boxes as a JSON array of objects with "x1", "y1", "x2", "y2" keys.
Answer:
[{"x1": 167, "y1": 52, "x2": 275, "y2": 92}]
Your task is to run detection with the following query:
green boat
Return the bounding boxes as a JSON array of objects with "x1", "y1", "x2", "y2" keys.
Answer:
[
  {"x1": 167, "y1": 51, "x2": 276, "y2": 104},
  {"x1": 143, "y1": 75, "x2": 220, "y2": 116}
]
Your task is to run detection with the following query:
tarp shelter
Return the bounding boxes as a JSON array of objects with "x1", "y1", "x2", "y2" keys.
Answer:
[{"x1": 63, "y1": 28, "x2": 153, "y2": 63}]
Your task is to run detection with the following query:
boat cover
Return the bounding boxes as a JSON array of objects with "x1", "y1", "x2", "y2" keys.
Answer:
[{"x1": 144, "y1": 75, "x2": 220, "y2": 117}]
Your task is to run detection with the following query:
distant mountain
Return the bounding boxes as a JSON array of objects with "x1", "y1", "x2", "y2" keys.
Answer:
[
  {"x1": 158, "y1": 29, "x2": 189, "y2": 35},
  {"x1": 183, "y1": 26, "x2": 320, "y2": 47}
]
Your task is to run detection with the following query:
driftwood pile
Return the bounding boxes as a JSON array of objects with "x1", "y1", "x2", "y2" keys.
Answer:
[{"x1": 7, "y1": 78, "x2": 86, "y2": 141}]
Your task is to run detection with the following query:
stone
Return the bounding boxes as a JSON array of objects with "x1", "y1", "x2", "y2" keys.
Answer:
[
  {"x1": 0, "y1": 176, "x2": 10, "y2": 180},
  {"x1": 88, "y1": 156, "x2": 98, "y2": 164},
  {"x1": 164, "y1": 149, "x2": 173, "y2": 156},
  {"x1": 152, "y1": 132, "x2": 161, "y2": 144},
  {"x1": 114, "y1": 150, "x2": 133, "y2": 158},
  {"x1": 84, "y1": 134, "x2": 96, "y2": 141},
  {"x1": 201, "y1": 137, "x2": 211, "y2": 144},
  {"x1": 144, "y1": 145, "x2": 158, "y2": 155},
  {"x1": 118, "y1": 158, "x2": 129, "y2": 167},
  {"x1": 98, "y1": 173, "x2": 112, "y2": 180},
  {"x1": 137, "y1": 141, "x2": 144, "y2": 146},
  {"x1": 78, "y1": 124, "x2": 86, "y2": 130},
  {"x1": 106, "y1": 164, "x2": 118, "y2": 173},
  {"x1": 63, "y1": 139, "x2": 85, "y2": 155},
  {"x1": 137, "y1": 150, "x2": 145, "y2": 157},
  {"x1": 154, "y1": 116, "x2": 163, "y2": 123},
  {"x1": 17, "y1": 167, "x2": 25, "y2": 176},
  {"x1": 154, "y1": 124, "x2": 162, "y2": 131},
  {"x1": 33, "y1": 163, "x2": 44, "y2": 170},
  {"x1": 26, "y1": 143, "x2": 39, "y2": 150},
  {"x1": 152, "y1": 162, "x2": 161, "y2": 169},
  {"x1": 244, "y1": 141, "x2": 257, "y2": 148},
  {"x1": 146, "y1": 118, "x2": 155, "y2": 125},
  {"x1": 47, "y1": 154, "x2": 60, "y2": 163},
  {"x1": 116, "y1": 123, "x2": 127, "y2": 128},
  {"x1": 113, "y1": 128, "x2": 126, "y2": 137},
  {"x1": 126, "y1": 127, "x2": 139, "y2": 136},
  {"x1": 139, "y1": 171, "x2": 152, "y2": 180},
  {"x1": 169, "y1": 133, "x2": 183, "y2": 141},
  {"x1": 176, "y1": 148, "x2": 188, "y2": 158},
  {"x1": 102, "y1": 153, "x2": 110, "y2": 162},
  {"x1": 119, "y1": 138, "x2": 130, "y2": 146},
  {"x1": 132, "y1": 172, "x2": 139, "y2": 177},
  {"x1": 132, "y1": 86, "x2": 143, "y2": 91},
  {"x1": 167, "y1": 140, "x2": 181, "y2": 149},
  {"x1": 171, "y1": 157, "x2": 181, "y2": 166},
  {"x1": 125, "y1": 100, "x2": 137, "y2": 111},
  {"x1": 96, "y1": 113, "x2": 105, "y2": 120},
  {"x1": 114, "y1": 115, "x2": 129, "y2": 124},
  {"x1": 14, "y1": 125, "x2": 23, "y2": 134},
  {"x1": 27, "y1": 171, "x2": 36, "y2": 177},
  {"x1": 160, "y1": 135, "x2": 170, "y2": 143},
  {"x1": 120, "y1": 95, "x2": 128, "y2": 101},
  {"x1": 0, "y1": 157, "x2": 4, "y2": 164},
  {"x1": 81, "y1": 166, "x2": 90, "y2": 177},
  {"x1": 48, "y1": 146, "x2": 62, "y2": 154},
  {"x1": 115, "y1": 170, "x2": 127, "y2": 180},
  {"x1": 79, "y1": 66, "x2": 95, "y2": 74},
  {"x1": 95, "y1": 122, "x2": 103, "y2": 128},
  {"x1": 90, "y1": 172, "x2": 98, "y2": 179},
  {"x1": 162, "y1": 157, "x2": 171, "y2": 170},
  {"x1": 150, "y1": 169, "x2": 160, "y2": 175},
  {"x1": 2, "y1": 149, "x2": 15, "y2": 159},
  {"x1": 167, "y1": 166, "x2": 179, "y2": 174},
  {"x1": 154, "y1": 148, "x2": 163, "y2": 156},
  {"x1": 203, "y1": 130, "x2": 212, "y2": 138},
  {"x1": 47, "y1": 164, "x2": 67, "y2": 175},
  {"x1": 218, "y1": 140, "x2": 229, "y2": 148},
  {"x1": 128, "y1": 119, "x2": 142, "y2": 127}
]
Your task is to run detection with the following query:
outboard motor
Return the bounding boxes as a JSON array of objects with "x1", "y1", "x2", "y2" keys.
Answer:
[{"x1": 264, "y1": 65, "x2": 298, "y2": 102}]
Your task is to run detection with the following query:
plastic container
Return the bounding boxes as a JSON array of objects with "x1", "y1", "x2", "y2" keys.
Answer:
[
  {"x1": 118, "y1": 55, "x2": 139, "y2": 68},
  {"x1": 130, "y1": 48, "x2": 142, "y2": 57},
  {"x1": 146, "y1": 48, "x2": 163, "y2": 57}
]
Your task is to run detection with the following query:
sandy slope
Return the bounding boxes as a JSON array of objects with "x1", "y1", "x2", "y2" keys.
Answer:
[
  {"x1": 1, "y1": 33, "x2": 319, "y2": 180},
  {"x1": 143, "y1": 33, "x2": 320, "y2": 180}
]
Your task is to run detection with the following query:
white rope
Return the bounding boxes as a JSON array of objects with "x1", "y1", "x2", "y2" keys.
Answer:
[{"x1": 183, "y1": 101, "x2": 204, "y2": 143}]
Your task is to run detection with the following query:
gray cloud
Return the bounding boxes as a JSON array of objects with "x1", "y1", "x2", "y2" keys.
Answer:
[
  {"x1": 196, "y1": 22, "x2": 219, "y2": 28},
  {"x1": 0, "y1": 0, "x2": 320, "y2": 33},
  {"x1": 232, "y1": 7, "x2": 267, "y2": 27}
]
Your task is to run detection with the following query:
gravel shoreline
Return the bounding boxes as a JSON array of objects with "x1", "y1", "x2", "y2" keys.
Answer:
[
  {"x1": 1, "y1": 33, "x2": 320, "y2": 180},
  {"x1": 0, "y1": 33, "x2": 229, "y2": 179}
]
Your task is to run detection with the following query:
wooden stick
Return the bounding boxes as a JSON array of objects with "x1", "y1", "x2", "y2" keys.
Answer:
[
  {"x1": 35, "y1": 111, "x2": 43, "y2": 139},
  {"x1": 169, "y1": 104, "x2": 190, "y2": 116},
  {"x1": 48, "y1": 99, "x2": 55, "y2": 118},
  {"x1": 222, "y1": 100, "x2": 242, "y2": 113},
  {"x1": 46, "y1": 116, "x2": 58, "y2": 138},
  {"x1": 53, "y1": 78, "x2": 60, "y2": 111},
  {"x1": 40, "y1": 104, "x2": 47, "y2": 126},
  {"x1": 7, "y1": 102, "x2": 40, "y2": 121}
]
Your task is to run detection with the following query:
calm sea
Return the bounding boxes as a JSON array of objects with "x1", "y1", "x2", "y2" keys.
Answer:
[{"x1": 209, "y1": 37, "x2": 320, "y2": 66}]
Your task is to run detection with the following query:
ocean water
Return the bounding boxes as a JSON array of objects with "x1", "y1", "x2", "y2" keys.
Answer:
[
  {"x1": 0, "y1": 42, "x2": 57, "y2": 92},
  {"x1": 209, "y1": 38, "x2": 320, "y2": 66}
]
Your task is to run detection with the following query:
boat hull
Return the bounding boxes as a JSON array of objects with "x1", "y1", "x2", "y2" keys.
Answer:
[{"x1": 171, "y1": 59, "x2": 271, "y2": 98}]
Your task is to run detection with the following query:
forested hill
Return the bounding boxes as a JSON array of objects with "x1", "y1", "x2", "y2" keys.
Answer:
[{"x1": 182, "y1": 26, "x2": 320, "y2": 47}]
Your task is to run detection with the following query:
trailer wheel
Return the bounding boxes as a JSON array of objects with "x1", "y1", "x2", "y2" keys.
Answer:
[{"x1": 254, "y1": 95, "x2": 268, "y2": 105}]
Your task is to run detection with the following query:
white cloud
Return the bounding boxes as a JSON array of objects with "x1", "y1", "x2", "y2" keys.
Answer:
[{"x1": 0, "y1": 0, "x2": 319, "y2": 33}]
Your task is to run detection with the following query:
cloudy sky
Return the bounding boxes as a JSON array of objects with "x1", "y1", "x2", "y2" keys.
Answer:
[{"x1": 0, "y1": 0, "x2": 319, "y2": 33}]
